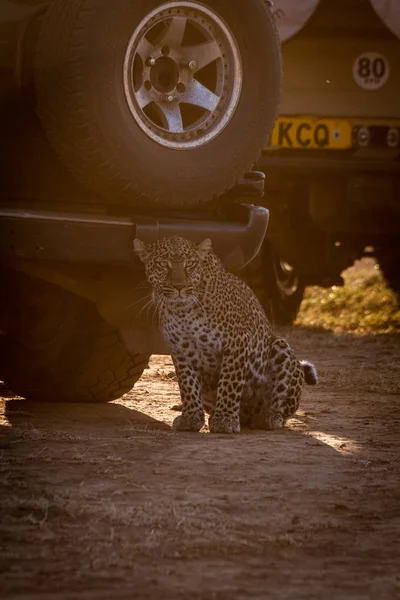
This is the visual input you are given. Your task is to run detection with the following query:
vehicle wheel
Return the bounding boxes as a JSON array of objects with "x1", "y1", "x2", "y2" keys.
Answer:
[
  {"x1": 376, "y1": 252, "x2": 400, "y2": 297},
  {"x1": 241, "y1": 241, "x2": 306, "y2": 326},
  {"x1": 0, "y1": 274, "x2": 149, "y2": 402},
  {"x1": 34, "y1": 0, "x2": 281, "y2": 208}
]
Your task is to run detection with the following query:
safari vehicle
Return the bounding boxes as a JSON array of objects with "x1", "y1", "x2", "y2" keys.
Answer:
[
  {"x1": 247, "y1": 0, "x2": 400, "y2": 324},
  {"x1": 0, "y1": 0, "x2": 281, "y2": 402}
]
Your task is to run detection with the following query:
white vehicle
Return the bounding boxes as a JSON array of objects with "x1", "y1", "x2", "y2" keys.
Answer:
[{"x1": 247, "y1": 0, "x2": 400, "y2": 323}]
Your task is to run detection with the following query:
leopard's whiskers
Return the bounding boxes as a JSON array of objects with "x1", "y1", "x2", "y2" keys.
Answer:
[
  {"x1": 122, "y1": 292, "x2": 153, "y2": 313},
  {"x1": 151, "y1": 297, "x2": 163, "y2": 328},
  {"x1": 132, "y1": 296, "x2": 154, "y2": 325},
  {"x1": 133, "y1": 280, "x2": 151, "y2": 291},
  {"x1": 192, "y1": 295, "x2": 207, "y2": 320}
]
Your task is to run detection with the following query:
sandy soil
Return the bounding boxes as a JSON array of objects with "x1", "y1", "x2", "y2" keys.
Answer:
[{"x1": 1, "y1": 327, "x2": 399, "y2": 599}]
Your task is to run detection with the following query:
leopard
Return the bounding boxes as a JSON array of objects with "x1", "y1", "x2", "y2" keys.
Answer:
[{"x1": 134, "y1": 236, "x2": 317, "y2": 434}]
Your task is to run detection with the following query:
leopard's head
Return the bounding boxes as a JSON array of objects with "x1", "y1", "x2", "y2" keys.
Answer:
[{"x1": 133, "y1": 236, "x2": 212, "y2": 303}]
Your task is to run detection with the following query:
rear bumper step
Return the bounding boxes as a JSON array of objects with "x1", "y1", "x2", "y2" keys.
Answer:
[{"x1": 0, "y1": 203, "x2": 269, "y2": 271}]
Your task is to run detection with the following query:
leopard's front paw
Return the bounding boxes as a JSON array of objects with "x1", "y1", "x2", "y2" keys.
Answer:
[
  {"x1": 172, "y1": 412, "x2": 204, "y2": 432},
  {"x1": 209, "y1": 413, "x2": 240, "y2": 434},
  {"x1": 266, "y1": 414, "x2": 285, "y2": 430},
  {"x1": 252, "y1": 412, "x2": 285, "y2": 430}
]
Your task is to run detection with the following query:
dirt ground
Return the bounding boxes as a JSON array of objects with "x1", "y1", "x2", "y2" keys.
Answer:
[{"x1": 1, "y1": 327, "x2": 399, "y2": 599}]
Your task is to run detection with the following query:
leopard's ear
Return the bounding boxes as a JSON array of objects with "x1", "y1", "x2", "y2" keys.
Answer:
[
  {"x1": 196, "y1": 238, "x2": 212, "y2": 259},
  {"x1": 133, "y1": 238, "x2": 150, "y2": 264}
]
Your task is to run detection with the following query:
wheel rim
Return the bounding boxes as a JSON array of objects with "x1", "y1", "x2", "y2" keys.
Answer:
[
  {"x1": 123, "y1": 1, "x2": 243, "y2": 149},
  {"x1": 273, "y1": 256, "x2": 300, "y2": 297}
]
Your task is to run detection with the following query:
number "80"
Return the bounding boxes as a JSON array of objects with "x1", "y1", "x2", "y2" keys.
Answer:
[{"x1": 357, "y1": 56, "x2": 386, "y2": 79}]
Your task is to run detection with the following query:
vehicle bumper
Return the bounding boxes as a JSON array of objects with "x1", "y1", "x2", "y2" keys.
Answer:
[
  {"x1": 258, "y1": 151, "x2": 400, "y2": 175},
  {"x1": 0, "y1": 203, "x2": 269, "y2": 271},
  {"x1": 258, "y1": 151, "x2": 400, "y2": 231},
  {"x1": 0, "y1": 202, "x2": 269, "y2": 355}
]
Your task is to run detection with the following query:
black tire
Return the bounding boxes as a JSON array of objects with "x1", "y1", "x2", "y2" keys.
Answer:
[
  {"x1": 240, "y1": 241, "x2": 306, "y2": 326},
  {"x1": 34, "y1": 0, "x2": 281, "y2": 209},
  {"x1": 376, "y1": 253, "x2": 400, "y2": 298},
  {"x1": 0, "y1": 274, "x2": 149, "y2": 402}
]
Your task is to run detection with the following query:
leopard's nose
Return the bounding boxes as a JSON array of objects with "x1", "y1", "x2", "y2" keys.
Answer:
[{"x1": 173, "y1": 283, "x2": 186, "y2": 291}]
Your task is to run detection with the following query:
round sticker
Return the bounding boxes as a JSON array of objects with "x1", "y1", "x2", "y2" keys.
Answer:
[{"x1": 352, "y1": 52, "x2": 390, "y2": 90}]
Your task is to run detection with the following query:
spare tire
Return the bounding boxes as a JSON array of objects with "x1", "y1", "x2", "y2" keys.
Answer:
[{"x1": 34, "y1": 0, "x2": 282, "y2": 209}]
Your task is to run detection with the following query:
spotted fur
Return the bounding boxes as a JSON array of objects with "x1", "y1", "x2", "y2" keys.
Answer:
[{"x1": 134, "y1": 236, "x2": 317, "y2": 434}]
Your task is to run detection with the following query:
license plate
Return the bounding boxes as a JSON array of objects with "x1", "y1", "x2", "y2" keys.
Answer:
[{"x1": 271, "y1": 117, "x2": 353, "y2": 150}]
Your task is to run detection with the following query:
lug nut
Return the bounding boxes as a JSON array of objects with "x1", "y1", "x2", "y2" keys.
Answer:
[
  {"x1": 146, "y1": 57, "x2": 156, "y2": 66},
  {"x1": 387, "y1": 127, "x2": 399, "y2": 149},
  {"x1": 357, "y1": 127, "x2": 370, "y2": 148},
  {"x1": 161, "y1": 94, "x2": 174, "y2": 103}
]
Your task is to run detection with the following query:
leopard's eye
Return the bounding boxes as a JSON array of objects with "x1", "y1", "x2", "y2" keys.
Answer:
[
  {"x1": 186, "y1": 259, "x2": 196, "y2": 268},
  {"x1": 157, "y1": 259, "x2": 169, "y2": 268}
]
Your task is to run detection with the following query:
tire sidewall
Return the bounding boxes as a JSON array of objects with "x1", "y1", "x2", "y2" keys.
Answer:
[
  {"x1": 377, "y1": 252, "x2": 400, "y2": 296},
  {"x1": 0, "y1": 274, "x2": 149, "y2": 402},
  {"x1": 267, "y1": 245, "x2": 305, "y2": 324},
  {"x1": 241, "y1": 241, "x2": 305, "y2": 326}
]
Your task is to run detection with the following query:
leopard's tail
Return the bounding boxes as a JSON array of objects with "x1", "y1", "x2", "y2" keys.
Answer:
[{"x1": 300, "y1": 361, "x2": 318, "y2": 385}]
